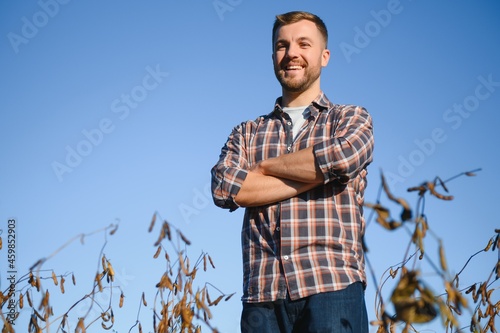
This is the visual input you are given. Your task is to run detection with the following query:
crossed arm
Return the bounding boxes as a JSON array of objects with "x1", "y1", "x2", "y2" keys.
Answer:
[
  {"x1": 213, "y1": 105, "x2": 374, "y2": 210},
  {"x1": 234, "y1": 146, "x2": 324, "y2": 207}
]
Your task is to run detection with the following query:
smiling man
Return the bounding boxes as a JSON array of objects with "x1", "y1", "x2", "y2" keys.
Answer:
[{"x1": 211, "y1": 11, "x2": 374, "y2": 333}]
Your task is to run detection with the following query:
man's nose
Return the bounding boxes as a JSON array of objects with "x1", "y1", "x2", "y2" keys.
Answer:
[{"x1": 286, "y1": 44, "x2": 300, "y2": 59}]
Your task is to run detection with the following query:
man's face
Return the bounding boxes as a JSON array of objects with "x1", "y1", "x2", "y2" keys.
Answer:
[{"x1": 273, "y1": 20, "x2": 330, "y2": 94}]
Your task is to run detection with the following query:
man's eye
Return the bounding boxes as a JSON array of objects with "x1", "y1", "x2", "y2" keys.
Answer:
[{"x1": 300, "y1": 43, "x2": 311, "y2": 48}]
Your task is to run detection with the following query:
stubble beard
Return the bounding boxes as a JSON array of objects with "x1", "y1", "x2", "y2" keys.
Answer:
[{"x1": 274, "y1": 64, "x2": 322, "y2": 93}]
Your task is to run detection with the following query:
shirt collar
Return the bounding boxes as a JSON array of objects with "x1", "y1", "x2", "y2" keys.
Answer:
[{"x1": 271, "y1": 92, "x2": 332, "y2": 118}]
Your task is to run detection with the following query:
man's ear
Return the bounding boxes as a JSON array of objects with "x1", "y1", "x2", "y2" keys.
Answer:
[{"x1": 322, "y1": 49, "x2": 331, "y2": 67}]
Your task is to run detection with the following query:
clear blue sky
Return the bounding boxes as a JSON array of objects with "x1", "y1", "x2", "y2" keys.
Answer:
[{"x1": 1, "y1": 1, "x2": 499, "y2": 332}]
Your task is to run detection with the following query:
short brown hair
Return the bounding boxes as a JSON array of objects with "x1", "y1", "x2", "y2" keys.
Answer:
[{"x1": 272, "y1": 11, "x2": 329, "y2": 50}]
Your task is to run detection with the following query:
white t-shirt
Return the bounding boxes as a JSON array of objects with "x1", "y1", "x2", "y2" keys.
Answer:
[{"x1": 283, "y1": 106, "x2": 308, "y2": 140}]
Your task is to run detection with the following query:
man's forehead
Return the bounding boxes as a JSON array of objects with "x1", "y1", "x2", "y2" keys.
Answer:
[{"x1": 274, "y1": 20, "x2": 322, "y2": 41}]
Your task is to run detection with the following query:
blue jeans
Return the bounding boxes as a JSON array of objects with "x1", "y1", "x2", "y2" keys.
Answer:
[{"x1": 241, "y1": 282, "x2": 368, "y2": 333}]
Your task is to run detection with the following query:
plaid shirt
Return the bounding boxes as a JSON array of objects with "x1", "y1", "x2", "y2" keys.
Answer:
[{"x1": 211, "y1": 93, "x2": 374, "y2": 302}]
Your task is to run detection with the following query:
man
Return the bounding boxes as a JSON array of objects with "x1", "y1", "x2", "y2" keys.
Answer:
[{"x1": 211, "y1": 11, "x2": 374, "y2": 333}]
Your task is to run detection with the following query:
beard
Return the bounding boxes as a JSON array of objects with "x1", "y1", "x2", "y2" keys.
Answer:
[{"x1": 274, "y1": 62, "x2": 322, "y2": 93}]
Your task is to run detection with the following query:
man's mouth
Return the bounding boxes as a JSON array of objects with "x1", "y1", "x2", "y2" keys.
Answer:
[{"x1": 285, "y1": 65, "x2": 304, "y2": 70}]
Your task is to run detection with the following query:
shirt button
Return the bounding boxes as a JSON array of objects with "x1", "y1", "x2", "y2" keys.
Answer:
[
  {"x1": 283, "y1": 255, "x2": 289, "y2": 261},
  {"x1": 276, "y1": 227, "x2": 280, "y2": 231},
  {"x1": 287, "y1": 121, "x2": 292, "y2": 126},
  {"x1": 287, "y1": 146, "x2": 291, "y2": 152}
]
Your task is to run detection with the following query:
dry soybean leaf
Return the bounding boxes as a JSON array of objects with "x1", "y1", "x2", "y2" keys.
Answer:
[
  {"x1": 208, "y1": 255, "x2": 216, "y2": 269},
  {"x1": 203, "y1": 255, "x2": 207, "y2": 271},
  {"x1": 96, "y1": 273, "x2": 103, "y2": 292},
  {"x1": 29, "y1": 271, "x2": 36, "y2": 287},
  {"x1": 407, "y1": 184, "x2": 427, "y2": 196},
  {"x1": 72, "y1": 273, "x2": 76, "y2": 285},
  {"x1": 478, "y1": 283, "x2": 487, "y2": 305},
  {"x1": 179, "y1": 231, "x2": 191, "y2": 245},
  {"x1": 59, "y1": 277, "x2": 65, "y2": 293},
  {"x1": 52, "y1": 271, "x2": 58, "y2": 286},
  {"x1": 153, "y1": 245, "x2": 162, "y2": 259},
  {"x1": 19, "y1": 292, "x2": 24, "y2": 309},
  {"x1": 364, "y1": 203, "x2": 401, "y2": 230},
  {"x1": 465, "y1": 284, "x2": 476, "y2": 295},
  {"x1": 201, "y1": 287, "x2": 207, "y2": 304},
  {"x1": 142, "y1": 292, "x2": 147, "y2": 307},
  {"x1": 0, "y1": 236, "x2": 2, "y2": 250},
  {"x1": 392, "y1": 271, "x2": 437, "y2": 324},
  {"x1": 109, "y1": 224, "x2": 118, "y2": 235},
  {"x1": 212, "y1": 295, "x2": 224, "y2": 306},
  {"x1": 29, "y1": 315, "x2": 40, "y2": 333},
  {"x1": 107, "y1": 262, "x2": 115, "y2": 282},
  {"x1": 156, "y1": 273, "x2": 174, "y2": 291},
  {"x1": 154, "y1": 221, "x2": 170, "y2": 246},
  {"x1": 485, "y1": 238, "x2": 494, "y2": 251},
  {"x1": 225, "y1": 292, "x2": 236, "y2": 301},
  {"x1": 149, "y1": 213, "x2": 157, "y2": 233},
  {"x1": 412, "y1": 226, "x2": 425, "y2": 259},
  {"x1": 27, "y1": 290, "x2": 33, "y2": 307},
  {"x1": 176, "y1": 271, "x2": 183, "y2": 293},
  {"x1": 206, "y1": 290, "x2": 212, "y2": 305},
  {"x1": 34, "y1": 309, "x2": 45, "y2": 321},
  {"x1": 102, "y1": 256, "x2": 107, "y2": 271},
  {"x1": 179, "y1": 253, "x2": 189, "y2": 275},
  {"x1": 119, "y1": 292, "x2": 124, "y2": 308},
  {"x1": 486, "y1": 288, "x2": 494, "y2": 303},
  {"x1": 381, "y1": 173, "x2": 412, "y2": 221},
  {"x1": 494, "y1": 234, "x2": 500, "y2": 251},
  {"x1": 439, "y1": 241, "x2": 448, "y2": 272},
  {"x1": 389, "y1": 267, "x2": 399, "y2": 278},
  {"x1": 61, "y1": 314, "x2": 67, "y2": 329},
  {"x1": 35, "y1": 275, "x2": 41, "y2": 292},
  {"x1": 39, "y1": 290, "x2": 50, "y2": 310},
  {"x1": 76, "y1": 318, "x2": 86, "y2": 333},
  {"x1": 195, "y1": 290, "x2": 203, "y2": 309},
  {"x1": 189, "y1": 268, "x2": 198, "y2": 279},
  {"x1": 164, "y1": 221, "x2": 171, "y2": 240},
  {"x1": 427, "y1": 181, "x2": 454, "y2": 201}
]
